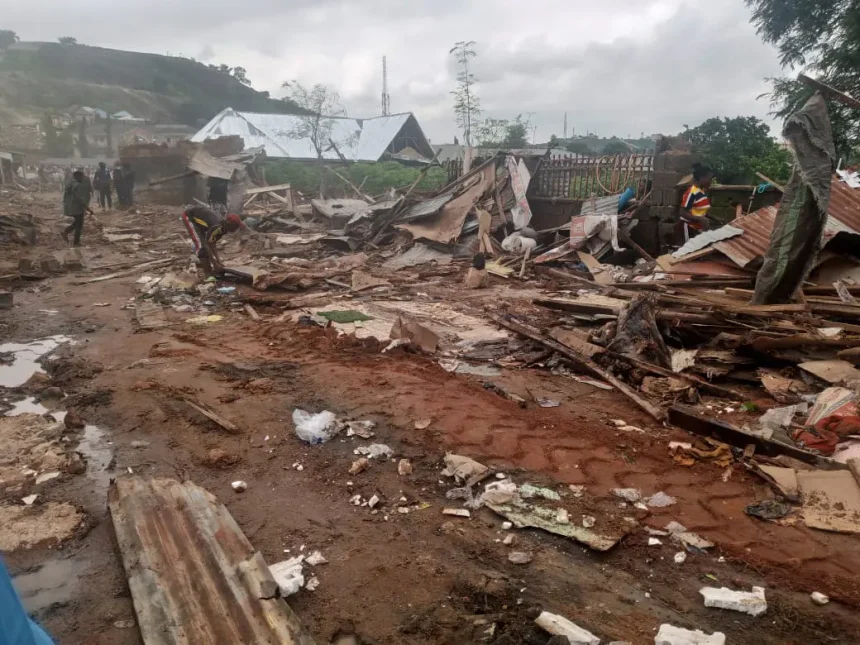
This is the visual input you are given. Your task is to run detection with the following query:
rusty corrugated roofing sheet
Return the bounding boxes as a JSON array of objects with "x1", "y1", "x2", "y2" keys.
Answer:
[
  {"x1": 109, "y1": 477, "x2": 316, "y2": 645},
  {"x1": 710, "y1": 177, "x2": 860, "y2": 268}
]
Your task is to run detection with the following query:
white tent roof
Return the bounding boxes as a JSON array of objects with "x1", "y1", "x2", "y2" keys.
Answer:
[{"x1": 191, "y1": 108, "x2": 430, "y2": 161}]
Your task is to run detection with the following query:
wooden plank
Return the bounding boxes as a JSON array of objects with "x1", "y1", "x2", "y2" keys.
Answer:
[
  {"x1": 534, "y1": 297, "x2": 720, "y2": 325},
  {"x1": 244, "y1": 182, "x2": 293, "y2": 195},
  {"x1": 798, "y1": 73, "x2": 860, "y2": 110},
  {"x1": 244, "y1": 304, "x2": 261, "y2": 321},
  {"x1": 109, "y1": 477, "x2": 316, "y2": 645},
  {"x1": 755, "y1": 172, "x2": 785, "y2": 192},
  {"x1": 491, "y1": 313, "x2": 666, "y2": 421},
  {"x1": 577, "y1": 251, "x2": 613, "y2": 285},
  {"x1": 74, "y1": 259, "x2": 174, "y2": 284},
  {"x1": 148, "y1": 171, "x2": 195, "y2": 186},
  {"x1": 183, "y1": 397, "x2": 241, "y2": 434},
  {"x1": 668, "y1": 405, "x2": 846, "y2": 470}
]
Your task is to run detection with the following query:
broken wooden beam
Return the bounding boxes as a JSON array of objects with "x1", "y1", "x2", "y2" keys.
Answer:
[
  {"x1": 668, "y1": 405, "x2": 846, "y2": 470},
  {"x1": 183, "y1": 397, "x2": 241, "y2": 434},
  {"x1": 490, "y1": 313, "x2": 666, "y2": 421},
  {"x1": 534, "y1": 298, "x2": 720, "y2": 325},
  {"x1": 109, "y1": 477, "x2": 316, "y2": 645},
  {"x1": 798, "y1": 73, "x2": 860, "y2": 110},
  {"x1": 244, "y1": 182, "x2": 293, "y2": 195}
]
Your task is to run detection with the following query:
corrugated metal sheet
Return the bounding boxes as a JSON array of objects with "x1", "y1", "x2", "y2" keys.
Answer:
[
  {"x1": 672, "y1": 225, "x2": 743, "y2": 258},
  {"x1": 710, "y1": 177, "x2": 860, "y2": 267},
  {"x1": 109, "y1": 477, "x2": 316, "y2": 645},
  {"x1": 193, "y1": 109, "x2": 428, "y2": 162}
]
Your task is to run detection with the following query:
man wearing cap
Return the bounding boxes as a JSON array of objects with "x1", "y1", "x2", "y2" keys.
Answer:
[{"x1": 180, "y1": 205, "x2": 246, "y2": 276}]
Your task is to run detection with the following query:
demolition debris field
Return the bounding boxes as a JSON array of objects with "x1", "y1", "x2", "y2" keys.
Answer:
[{"x1": 2, "y1": 157, "x2": 860, "y2": 644}]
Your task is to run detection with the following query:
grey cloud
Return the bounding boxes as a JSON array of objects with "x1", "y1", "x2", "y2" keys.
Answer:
[{"x1": 3, "y1": 0, "x2": 783, "y2": 142}]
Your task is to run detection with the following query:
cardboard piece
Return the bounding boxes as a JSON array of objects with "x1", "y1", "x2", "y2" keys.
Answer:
[
  {"x1": 799, "y1": 360, "x2": 860, "y2": 385},
  {"x1": 797, "y1": 470, "x2": 860, "y2": 534},
  {"x1": 390, "y1": 317, "x2": 439, "y2": 353}
]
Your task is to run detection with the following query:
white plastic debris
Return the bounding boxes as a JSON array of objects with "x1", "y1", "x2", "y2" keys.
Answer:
[
  {"x1": 648, "y1": 537, "x2": 662, "y2": 546},
  {"x1": 655, "y1": 624, "x2": 726, "y2": 645},
  {"x1": 481, "y1": 479, "x2": 517, "y2": 505},
  {"x1": 22, "y1": 494, "x2": 38, "y2": 505},
  {"x1": 508, "y1": 551, "x2": 533, "y2": 565},
  {"x1": 501, "y1": 521, "x2": 513, "y2": 530},
  {"x1": 292, "y1": 409, "x2": 340, "y2": 444},
  {"x1": 535, "y1": 611, "x2": 600, "y2": 645},
  {"x1": 614, "y1": 488, "x2": 642, "y2": 502},
  {"x1": 231, "y1": 481, "x2": 247, "y2": 492},
  {"x1": 674, "y1": 552, "x2": 687, "y2": 564},
  {"x1": 442, "y1": 508, "x2": 471, "y2": 517},
  {"x1": 354, "y1": 443, "x2": 394, "y2": 459},
  {"x1": 666, "y1": 521, "x2": 714, "y2": 550},
  {"x1": 35, "y1": 471, "x2": 60, "y2": 484},
  {"x1": 699, "y1": 586, "x2": 767, "y2": 617},
  {"x1": 269, "y1": 557, "x2": 305, "y2": 597},
  {"x1": 305, "y1": 551, "x2": 328, "y2": 566},
  {"x1": 345, "y1": 419, "x2": 376, "y2": 438},
  {"x1": 811, "y1": 591, "x2": 829, "y2": 605},
  {"x1": 645, "y1": 492, "x2": 677, "y2": 508},
  {"x1": 582, "y1": 515, "x2": 596, "y2": 528}
]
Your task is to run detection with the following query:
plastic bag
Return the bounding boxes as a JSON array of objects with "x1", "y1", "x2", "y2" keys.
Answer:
[{"x1": 293, "y1": 409, "x2": 340, "y2": 444}]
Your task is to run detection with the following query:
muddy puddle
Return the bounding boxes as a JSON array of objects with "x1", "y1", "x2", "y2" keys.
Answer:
[
  {"x1": 15, "y1": 557, "x2": 90, "y2": 613},
  {"x1": 0, "y1": 336, "x2": 72, "y2": 388},
  {"x1": 2, "y1": 335, "x2": 114, "y2": 615}
]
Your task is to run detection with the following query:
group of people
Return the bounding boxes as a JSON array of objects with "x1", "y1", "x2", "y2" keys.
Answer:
[{"x1": 61, "y1": 161, "x2": 136, "y2": 246}]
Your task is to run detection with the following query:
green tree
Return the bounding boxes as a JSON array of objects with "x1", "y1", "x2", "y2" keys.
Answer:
[
  {"x1": 602, "y1": 139, "x2": 631, "y2": 155},
  {"x1": 450, "y1": 41, "x2": 481, "y2": 147},
  {"x1": 280, "y1": 81, "x2": 347, "y2": 159},
  {"x1": 58, "y1": 36, "x2": 78, "y2": 45},
  {"x1": 548, "y1": 134, "x2": 560, "y2": 148},
  {"x1": 232, "y1": 66, "x2": 251, "y2": 86},
  {"x1": 0, "y1": 29, "x2": 19, "y2": 50},
  {"x1": 565, "y1": 140, "x2": 593, "y2": 155},
  {"x1": 746, "y1": 0, "x2": 860, "y2": 159},
  {"x1": 681, "y1": 116, "x2": 792, "y2": 185},
  {"x1": 502, "y1": 114, "x2": 529, "y2": 148}
]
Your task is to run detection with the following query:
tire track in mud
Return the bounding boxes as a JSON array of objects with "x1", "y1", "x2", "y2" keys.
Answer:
[{"x1": 250, "y1": 322, "x2": 860, "y2": 607}]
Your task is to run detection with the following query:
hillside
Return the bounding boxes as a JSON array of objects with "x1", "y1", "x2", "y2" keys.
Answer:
[{"x1": 0, "y1": 41, "x2": 303, "y2": 126}]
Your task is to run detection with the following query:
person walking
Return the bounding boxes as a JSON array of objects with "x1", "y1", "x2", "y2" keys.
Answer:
[
  {"x1": 93, "y1": 162, "x2": 113, "y2": 210},
  {"x1": 680, "y1": 163, "x2": 715, "y2": 241},
  {"x1": 62, "y1": 170, "x2": 93, "y2": 246}
]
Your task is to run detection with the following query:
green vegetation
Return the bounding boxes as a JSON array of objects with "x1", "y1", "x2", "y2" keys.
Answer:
[
  {"x1": 681, "y1": 116, "x2": 792, "y2": 185},
  {"x1": 746, "y1": 0, "x2": 859, "y2": 160},
  {"x1": 0, "y1": 29, "x2": 18, "y2": 50},
  {"x1": 0, "y1": 42, "x2": 305, "y2": 125},
  {"x1": 265, "y1": 160, "x2": 448, "y2": 198},
  {"x1": 477, "y1": 114, "x2": 530, "y2": 148}
]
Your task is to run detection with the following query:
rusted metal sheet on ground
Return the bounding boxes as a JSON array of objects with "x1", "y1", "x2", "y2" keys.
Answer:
[{"x1": 109, "y1": 476, "x2": 316, "y2": 645}]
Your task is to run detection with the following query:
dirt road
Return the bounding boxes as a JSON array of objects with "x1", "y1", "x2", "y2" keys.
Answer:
[{"x1": 1, "y1": 191, "x2": 859, "y2": 644}]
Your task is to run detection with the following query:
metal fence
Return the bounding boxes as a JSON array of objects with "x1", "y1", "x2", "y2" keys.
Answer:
[{"x1": 532, "y1": 154, "x2": 654, "y2": 200}]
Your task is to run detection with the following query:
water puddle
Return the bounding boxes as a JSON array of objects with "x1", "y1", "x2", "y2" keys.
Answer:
[
  {"x1": 0, "y1": 336, "x2": 72, "y2": 388},
  {"x1": 77, "y1": 424, "x2": 114, "y2": 495},
  {"x1": 14, "y1": 557, "x2": 89, "y2": 613},
  {"x1": 5, "y1": 397, "x2": 51, "y2": 416}
]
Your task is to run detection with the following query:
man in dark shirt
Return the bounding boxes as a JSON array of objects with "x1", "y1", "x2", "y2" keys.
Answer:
[
  {"x1": 93, "y1": 162, "x2": 112, "y2": 210},
  {"x1": 62, "y1": 171, "x2": 93, "y2": 246},
  {"x1": 180, "y1": 205, "x2": 245, "y2": 275}
]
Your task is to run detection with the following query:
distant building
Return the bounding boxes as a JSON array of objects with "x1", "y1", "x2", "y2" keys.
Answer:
[
  {"x1": 192, "y1": 108, "x2": 435, "y2": 162},
  {"x1": 77, "y1": 122, "x2": 197, "y2": 156}
]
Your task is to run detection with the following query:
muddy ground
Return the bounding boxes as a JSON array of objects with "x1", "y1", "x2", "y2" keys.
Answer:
[{"x1": 1, "y1": 190, "x2": 859, "y2": 645}]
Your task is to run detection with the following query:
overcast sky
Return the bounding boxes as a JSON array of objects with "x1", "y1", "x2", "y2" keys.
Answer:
[{"x1": 8, "y1": 0, "x2": 786, "y2": 143}]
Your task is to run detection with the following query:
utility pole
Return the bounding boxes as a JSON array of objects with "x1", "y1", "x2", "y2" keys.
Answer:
[
  {"x1": 563, "y1": 112, "x2": 567, "y2": 140},
  {"x1": 381, "y1": 56, "x2": 391, "y2": 116}
]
